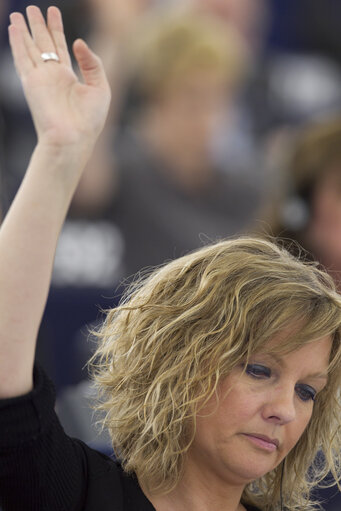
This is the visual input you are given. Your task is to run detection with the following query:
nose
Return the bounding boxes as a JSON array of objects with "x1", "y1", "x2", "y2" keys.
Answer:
[{"x1": 262, "y1": 385, "x2": 297, "y2": 425}]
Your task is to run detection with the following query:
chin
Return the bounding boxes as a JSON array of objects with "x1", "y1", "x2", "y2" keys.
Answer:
[
  {"x1": 223, "y1": 456, "x2": 278, "y2": 484},
  {"x1": 231, "y1": 467, "x2": 273, "y2": 485}
]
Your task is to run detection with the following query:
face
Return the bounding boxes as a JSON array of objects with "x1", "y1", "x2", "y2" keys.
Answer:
[
  {"x1": 156, "y1": 68, "x2": 228, "y2": 155},
  {"x1": 186, "y1": 335, "x2": 331, "y2": 487},
  {"x1": 310, "y1": 167, "x2": 341, "y2": 265}
]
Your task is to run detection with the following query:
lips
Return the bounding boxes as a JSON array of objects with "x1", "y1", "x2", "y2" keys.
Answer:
[
  {"x1": 248, "y1": 434, "x2": 279, "y2": 448},
  {"x1": 242, "y1": 433, "x2": 280, "y2": 451}
]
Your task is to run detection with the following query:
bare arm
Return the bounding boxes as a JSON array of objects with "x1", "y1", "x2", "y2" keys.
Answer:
[{"x1": 0, "y1": 5, "x2": 110, "y2": 398}]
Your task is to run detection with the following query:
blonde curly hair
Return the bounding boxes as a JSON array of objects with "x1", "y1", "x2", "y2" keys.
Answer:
[{"x1": 90, "y1": 237, "x2": 341, "y2": 511}]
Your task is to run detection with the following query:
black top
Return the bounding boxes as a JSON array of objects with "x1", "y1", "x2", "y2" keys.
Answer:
[{"x1": 0, "y1": 367, "x2": 260, "y2": 511}]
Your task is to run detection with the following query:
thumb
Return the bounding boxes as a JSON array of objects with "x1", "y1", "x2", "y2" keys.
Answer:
[{"x1": 73, "y1": 39, "x2": 108, "y2": 90}]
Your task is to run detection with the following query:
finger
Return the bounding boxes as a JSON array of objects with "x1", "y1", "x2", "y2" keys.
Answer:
[
  {"x1": 26, "y1": 5, "x2": 57, "y2": 60},
  {"x1": 10, "y1": 9, "x2": 45, "y2": 66},
  {"x1": 8, "y1": 22, "x2": 35, "y2": 76},
  {"x1": 73, "y1": 39, "x2": 110, "y2": 91},
  {"x1": 9, "y1": 12, "x2": 38, "y2": 73},
  {"x1": 47, "y1": 6, "x2": 71, "y2": 66}
]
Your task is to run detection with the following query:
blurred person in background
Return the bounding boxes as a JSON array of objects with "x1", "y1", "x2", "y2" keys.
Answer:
[
  {"x1": 191, "y1": 0, "x2": 271, "y2": 135},
  {"x1": 263, "y1": 116, "x2": 341, "y2": 294},
  {"x1": 168, "y1": 0, "x2": 270, "y2": 176},
  {"x1": 95, "y1": 7, "x2": 264, "y2": 279}
]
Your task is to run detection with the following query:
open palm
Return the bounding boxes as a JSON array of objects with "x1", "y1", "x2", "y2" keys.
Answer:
[{"x1": 8, "y1": 6, "x2": 111, "y2": 147}]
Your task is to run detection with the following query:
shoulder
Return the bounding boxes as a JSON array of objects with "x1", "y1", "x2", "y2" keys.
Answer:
[
  {"x1": 76, "y1": 442, "x2": 155, "y2": 511},
  {"x1": 72, "y1": 440, "x2": 124, "y2": 507}
]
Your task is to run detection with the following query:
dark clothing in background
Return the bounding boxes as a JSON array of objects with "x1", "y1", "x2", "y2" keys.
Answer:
[
  {"x1": 268, "y1": 0, "x2": 341, "y2": 64},
  {"x1": 113, "y1": 131, "x2": 263, "y2": 278},
  {"x1": 0, "y1": 366, "x2": 260, "y2": 511}
]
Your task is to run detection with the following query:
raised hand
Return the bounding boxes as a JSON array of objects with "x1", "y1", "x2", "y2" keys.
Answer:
[
  {"x1": 8, "y1": 5, "x2": 111, "y2": 148},
  {"x1": 0, "y1": 6, "x2": 110, "y2": 398}
]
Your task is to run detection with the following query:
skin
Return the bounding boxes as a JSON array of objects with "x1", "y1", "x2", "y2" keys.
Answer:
[
  {"x1": 1, "y1": 7, "x2": 334, "y2": 509},
  {"x1": 147, "y1": 334, "x2": 331, "y2": 511},
  {"x1": 307, "y1": 166, "x2": 341, "y2": 269},
  {"x1": 0, "y1": 6, "x2": 110, "y2": 397},
  {"x1": 140, "y1": 68, "x2": 229, "y2": 193}
]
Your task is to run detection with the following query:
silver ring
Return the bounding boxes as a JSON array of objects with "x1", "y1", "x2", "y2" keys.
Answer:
[{"x1": 41, "y1": 52, "x2": 60, "y2": 63}]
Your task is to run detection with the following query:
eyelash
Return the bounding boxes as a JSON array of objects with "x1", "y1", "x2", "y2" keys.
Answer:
[
  {"x1": 295, "y1": 385, "x2": 317, "y2": 402},
  {"x1": 245, "y1": 364, "x2": 317, "y2": 402}
]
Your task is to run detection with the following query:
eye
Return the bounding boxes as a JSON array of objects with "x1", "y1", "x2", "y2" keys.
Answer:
[
  {"x1": 295, "y1": 384, "x2": 317, "y2": 402},
  {"x1": 246, "y1": 364, "x2": 271, "y2": 379}
]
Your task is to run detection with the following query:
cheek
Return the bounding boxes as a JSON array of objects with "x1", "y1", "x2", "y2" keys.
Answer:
[
  {"x1": 285, "y1": 407, "x2": 312, "y2": 452},
  {"x1": 197, "y1": 385, "x2": 254, "y2": 431},
  {"x1": 218, "y1": 385, "x2": 265, "y2": 423}
]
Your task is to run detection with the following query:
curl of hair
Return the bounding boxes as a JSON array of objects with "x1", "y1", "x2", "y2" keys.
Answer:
[{"x1": 89, "y1": 236, "x2": 341, "y2": 510}]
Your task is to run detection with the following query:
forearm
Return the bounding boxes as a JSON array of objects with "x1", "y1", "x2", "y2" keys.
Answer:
[
  {"x1": 0, "y1": 143, "x2": 89, "y2": 398},
  {"x1": 1, "y1": 5, "x2": 110, "y2": 398}
]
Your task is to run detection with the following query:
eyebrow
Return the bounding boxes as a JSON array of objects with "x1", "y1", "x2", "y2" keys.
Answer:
[{"x1": 259, "y1": 353, "x2": 329, "y2": 381}]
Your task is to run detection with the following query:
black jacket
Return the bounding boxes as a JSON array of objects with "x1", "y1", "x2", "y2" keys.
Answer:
[{"x1": 0, "y1": 367, "x2": 260, "y2": 511}]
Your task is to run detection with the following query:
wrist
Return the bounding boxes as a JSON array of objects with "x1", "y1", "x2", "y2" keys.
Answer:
[
  {"x1": 29, "y1": 141, "x2": 95, "y2": 196},
  {"x1": 34, "y1": 138, "x2": 95, "y2": 168},
  {"x1": 36, "y1": 131, "x2": 97, "y2": 153}
]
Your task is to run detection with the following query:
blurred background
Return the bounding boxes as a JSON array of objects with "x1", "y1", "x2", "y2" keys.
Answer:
[{"x1": 1, "y1": 2, "x2": 341, "y2": 509}]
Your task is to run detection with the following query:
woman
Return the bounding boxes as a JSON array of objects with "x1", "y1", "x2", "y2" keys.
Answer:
[
  {"x1": 0, "y1": 6, "x2": 340, "y2": 511},
  {"x1": 266, "y1": 117, "x2": 341, "y2": 291}
]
